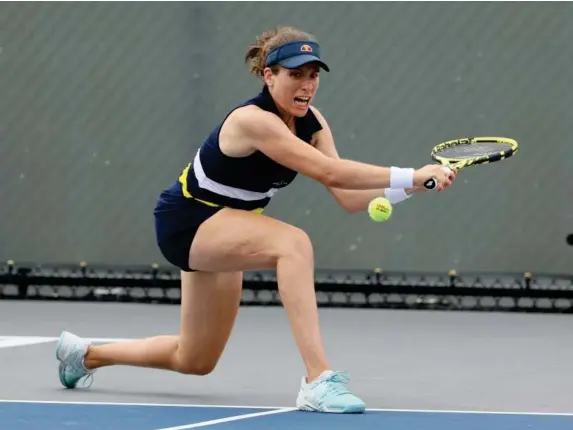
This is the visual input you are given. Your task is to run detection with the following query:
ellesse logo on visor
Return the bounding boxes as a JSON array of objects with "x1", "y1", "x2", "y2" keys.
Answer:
[{"x1": 300, "y1": 44, "x2": 313, "y2": 52}]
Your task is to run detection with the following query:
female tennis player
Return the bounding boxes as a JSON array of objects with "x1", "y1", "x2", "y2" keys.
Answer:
[{"x1": 55, "y1": 26, "x2": 456, "y2": 414}]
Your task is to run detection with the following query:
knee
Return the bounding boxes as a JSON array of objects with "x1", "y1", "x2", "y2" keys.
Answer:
[
  {"x1": 176, "y1": 359, "x2": 217, "y2": 376},
  {"x1": 279, "y1": 227, "x2": 314, "y2": 261},
  {"x1": 174, "y1": 349, "x2": 218, "y2": 376}
]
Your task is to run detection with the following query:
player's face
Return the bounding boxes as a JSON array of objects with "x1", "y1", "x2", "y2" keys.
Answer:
[{"x1": 267, "y1": 64, "x2": 320, "y2": 118}]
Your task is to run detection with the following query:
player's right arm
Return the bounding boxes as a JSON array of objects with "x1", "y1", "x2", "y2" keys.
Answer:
[{"x1": 233, "y1": 106, "x2": 450, "y2": 191}]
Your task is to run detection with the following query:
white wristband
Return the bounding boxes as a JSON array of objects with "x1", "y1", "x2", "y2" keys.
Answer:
[
  {"x1": 384, "y1": 188, "x2": 411, "y2": 204},
  {"x1": 390, "y1": 167, "x2": 415, "y2": 189}
]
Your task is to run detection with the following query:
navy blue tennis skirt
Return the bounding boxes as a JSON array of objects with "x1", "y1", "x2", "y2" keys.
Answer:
[{"x1": 153, "y1": 181, "x2": 222, "y2": 272}]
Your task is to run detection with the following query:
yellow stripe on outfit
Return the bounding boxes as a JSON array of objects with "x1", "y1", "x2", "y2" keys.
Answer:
[{"x1": 178, "y1": 164, "x2": 264, "y2": 214}]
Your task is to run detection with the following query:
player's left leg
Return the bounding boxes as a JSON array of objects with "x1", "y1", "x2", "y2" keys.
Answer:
[{"x1": 56, "y1": 270, "x2": 243, "y2": 388}]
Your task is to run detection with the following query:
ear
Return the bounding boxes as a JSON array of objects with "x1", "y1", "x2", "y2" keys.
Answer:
[{"x1": 263, "y1": 67, "x2": 274, "y2": 87}]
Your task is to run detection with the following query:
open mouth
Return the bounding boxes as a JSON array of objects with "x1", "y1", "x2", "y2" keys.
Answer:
[{"x1": 294, "y1": 96, "x2": 310, "y2": 107}]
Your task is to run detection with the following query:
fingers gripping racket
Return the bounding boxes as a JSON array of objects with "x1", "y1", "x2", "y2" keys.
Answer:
[{"x1": 423, "y1": 136, "x2": 519, "y2": 190}]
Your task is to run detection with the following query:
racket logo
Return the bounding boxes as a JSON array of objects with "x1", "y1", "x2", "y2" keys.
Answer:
[{"x1": 300, "y1": 44, "x2": 313, "y2": 52}]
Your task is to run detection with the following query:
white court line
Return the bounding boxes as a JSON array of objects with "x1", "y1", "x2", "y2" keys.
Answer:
[
  {"x1": 0, "y1": 400, "x2": 571, "y2": 417},
  {"x1": 365, "y1": 408, "x2": 573, "y2": 417},
  {"x1": 154, "y1": 408, "x2": 295, "y2": 430},
  {"x1": 0, "y1": 336, "x2": 57, "y2": 349},
  {"x1": 0, "y1": 336, "x2": 134, "y2": 348},
  {"x1": 0, "y1": 399, "x2": 279, "y2": 410}
]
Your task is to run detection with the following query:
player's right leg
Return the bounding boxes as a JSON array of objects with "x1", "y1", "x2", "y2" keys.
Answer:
[{"x1": 182, "y1": 207, "x2": 366, "y2": 413}]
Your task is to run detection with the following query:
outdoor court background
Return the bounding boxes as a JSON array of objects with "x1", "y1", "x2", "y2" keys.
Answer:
[
  {"x1": 1, "y1": 301, "x2": 572, "y2": 429},
  {"x1": 1, "y1": 2, "x2": 572, "y2": 429}
]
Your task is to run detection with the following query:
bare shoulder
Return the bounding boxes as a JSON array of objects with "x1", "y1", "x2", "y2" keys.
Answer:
[
  {"x1": 228, "y1": 104, "x2": 286, "y2": 137},
  {"x1": 220, "y1": 104, "x2": 292, "y2": 156},
  {"x1": 219, "y1": 105, "x2": 285, "y2": 155}
]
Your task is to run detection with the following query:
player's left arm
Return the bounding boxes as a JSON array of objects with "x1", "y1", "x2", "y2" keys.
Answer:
[{"x1": 310, "y1": 106, "x2": 424, "y2": 213}]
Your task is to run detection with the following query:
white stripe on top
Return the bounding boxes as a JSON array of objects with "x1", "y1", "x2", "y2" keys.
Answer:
[{"x1": 193, "y1": 150, "x2": 279, "y2": 201}]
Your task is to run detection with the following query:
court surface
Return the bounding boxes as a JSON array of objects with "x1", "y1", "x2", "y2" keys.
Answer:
[{"x1": 1, "y1": 301, "x2": 572, "y2": 429}]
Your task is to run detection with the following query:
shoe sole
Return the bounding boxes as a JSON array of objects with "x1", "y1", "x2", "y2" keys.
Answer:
[
  {"x1": 297, "y1": 404, "x2": 365, "y2": 414},
  {"x1": 296, "y1": 396, "x2": 365, "y2": 414},
  {"x1": 56, "y1": 331, "x2": 80, "y2": 389},
  {"x1": 58, "y1": 361, "x2": 73, "y2": 388}
]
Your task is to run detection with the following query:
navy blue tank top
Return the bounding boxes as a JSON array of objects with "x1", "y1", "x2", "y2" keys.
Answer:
[{"x1": 175, "y1": 85, "x2": 323, "y2": 211}]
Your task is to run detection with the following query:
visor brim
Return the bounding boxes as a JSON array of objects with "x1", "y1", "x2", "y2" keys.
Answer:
[{"x1": 277, "y1": 55, "x2": 330, "y2": 72}]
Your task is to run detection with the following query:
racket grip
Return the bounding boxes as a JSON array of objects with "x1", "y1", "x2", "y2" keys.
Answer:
[{"x1": 424, "y1": 177, "x2": 437, "y2": 190}]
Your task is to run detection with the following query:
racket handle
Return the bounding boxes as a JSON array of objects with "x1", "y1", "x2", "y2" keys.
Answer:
[{"x1": 424, "y1": 177, "x2": 437, "y2": 190}]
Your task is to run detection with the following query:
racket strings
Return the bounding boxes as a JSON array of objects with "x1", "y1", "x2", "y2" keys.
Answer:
[{"x1": 437, "y1": 143, "x2": 514, "y2": 159}]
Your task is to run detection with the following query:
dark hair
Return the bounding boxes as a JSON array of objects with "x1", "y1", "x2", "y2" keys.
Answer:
[{"x1": 244, "y1": 26, "x2": 317, "y2": 77}]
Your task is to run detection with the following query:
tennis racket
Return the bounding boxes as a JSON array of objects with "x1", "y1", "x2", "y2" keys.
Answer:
[{"x1": 423, "y1": 136, "x2": 519, "y2": 190}]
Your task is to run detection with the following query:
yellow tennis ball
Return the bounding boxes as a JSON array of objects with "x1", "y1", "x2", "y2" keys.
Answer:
[{"x1": 368, "y1": 197, "x2": 392, "y2": 222}]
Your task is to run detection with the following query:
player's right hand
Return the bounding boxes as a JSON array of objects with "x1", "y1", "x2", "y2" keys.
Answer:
[{"x1": 413, "y1": 164, "x2": 456, "y2": 191}]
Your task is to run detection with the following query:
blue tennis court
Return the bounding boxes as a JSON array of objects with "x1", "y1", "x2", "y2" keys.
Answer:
[
  {"x1": 2, "y1": 302, "x2": 573, "y2": 430},
  {"x1": 1, "y1": 400, "x2": 572, "y2": 430}
]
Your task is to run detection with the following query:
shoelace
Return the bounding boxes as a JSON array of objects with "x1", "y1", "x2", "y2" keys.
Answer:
[
  {"x1": 77, "y1": 372, "x2": 94, "y2": 389},
  {"x1": 318, "y1": 371, "x2": 352, "y2": 396}
]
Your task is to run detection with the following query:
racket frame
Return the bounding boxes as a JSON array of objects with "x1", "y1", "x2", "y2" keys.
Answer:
[
  {"x1": 431, "y1": 136, "x2": 518, "y2": 169},
  {"x1": 423, "y1": 136, "x2": 519, "y2": 190}
]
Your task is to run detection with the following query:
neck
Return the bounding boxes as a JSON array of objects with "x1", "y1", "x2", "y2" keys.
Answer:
[
  {"x1": 278, "y1": 109, "x2": 295, "y2": 128},
  {"x1": 262, "y1": 85, "x2": 296, "y2": 128}
]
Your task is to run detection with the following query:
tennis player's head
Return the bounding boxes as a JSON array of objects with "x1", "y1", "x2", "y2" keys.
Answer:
[{"x1": 245, "y1": 26, "x2": 330, "y2": 118}]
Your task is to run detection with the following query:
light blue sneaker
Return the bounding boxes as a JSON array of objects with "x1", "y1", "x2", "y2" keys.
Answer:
[
  {"x1": 56, "y1": 331, "x2": 95, "y2": 389},
  {"x1": 296, "y1": 370, "x2": 366, "y2": 413}
]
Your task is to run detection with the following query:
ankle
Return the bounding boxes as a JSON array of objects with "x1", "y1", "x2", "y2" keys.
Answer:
[
  {"x1": 83, "y1": 345, "x2": 98, "y2": 370},
  {"x1": 306, "y1": 368, "x2": 331, "y2": 383}
]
